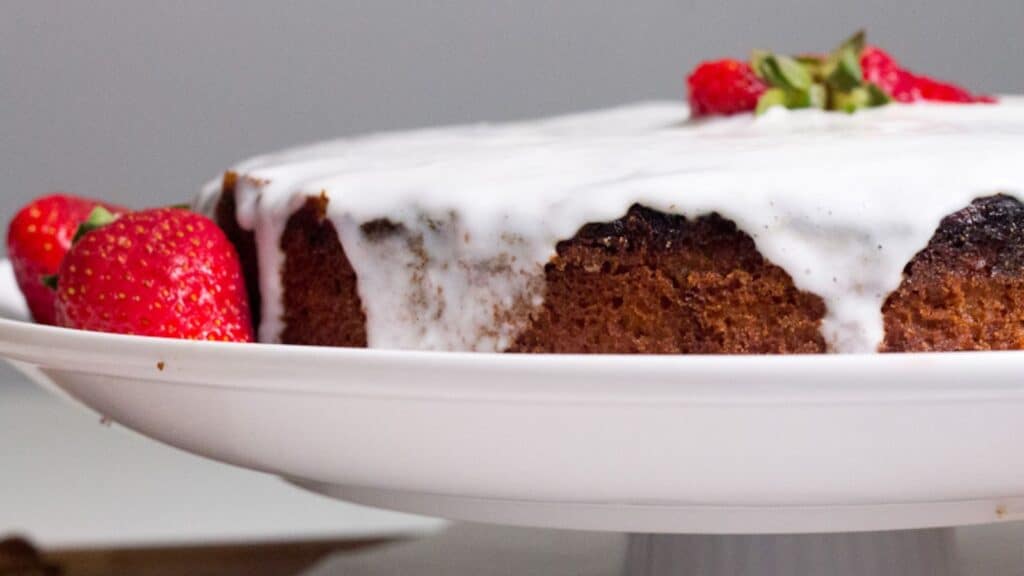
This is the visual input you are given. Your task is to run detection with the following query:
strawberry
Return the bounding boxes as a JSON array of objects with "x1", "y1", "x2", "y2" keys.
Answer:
[
  {"x1": 860, "y1": 46, "x2": 919, "y2": 103},
  {"x1": 689, "y1": 35, "x2": 993, "y2": 118},
  {"x1": 7, "y1": 194, "x2": 127, "y2": 325},
  {"x1": 860, "y1": 45, "x2": 992, "y2": 104},
  {"x1": 913, "y1": 75, "x2": 993, "y2": 103},
  {"x1": 54, "y1": 207, "x2": 254, "y2": 342},
  {"x1": 687, "y1": 59, "x2": 768, "y2": 117}
]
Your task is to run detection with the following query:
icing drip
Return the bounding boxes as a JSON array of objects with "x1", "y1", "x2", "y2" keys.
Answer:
[{"x1": 196, "y1": 100, "x2": 1024, "y2": 353}]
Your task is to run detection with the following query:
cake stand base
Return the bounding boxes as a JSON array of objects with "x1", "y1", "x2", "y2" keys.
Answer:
[
  {"x1": 291, "y1": 482, "x2": 976, "y2": 574},
  {"x1": 288, "y1": 479, "x2": 1023, "y2": 534},
  {"x1": 624, "y1": 529, "x2": 958, "y2": 576},
  {"x1": 302, "y1": 524, "x2": 994, "y2": 576}
]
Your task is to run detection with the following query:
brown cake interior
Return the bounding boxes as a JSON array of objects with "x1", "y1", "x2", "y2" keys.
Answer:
[
  {"x1": 215, "y1": 179, "x2": 1024, "y2": 353},
  {"x1": 509, "y1": 206, "x2": 826, "y2": 353},
  {"x1": 278, "y1": 194, "x2": 368, "y2": 347}
]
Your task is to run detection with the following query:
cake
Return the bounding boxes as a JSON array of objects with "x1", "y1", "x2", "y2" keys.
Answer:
[{"x1": 197, "y1": 99, "x2": 1024, "y2": 354}]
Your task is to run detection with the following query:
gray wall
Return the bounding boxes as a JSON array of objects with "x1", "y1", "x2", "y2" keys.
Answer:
[{"x1": 2, "y1": 0, "x2": 1023, "y2": 242}]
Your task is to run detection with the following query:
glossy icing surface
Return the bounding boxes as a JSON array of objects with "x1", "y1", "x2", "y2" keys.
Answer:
[{"x1": 197, "y1": 99, "x2": 1024, "y2": 352}]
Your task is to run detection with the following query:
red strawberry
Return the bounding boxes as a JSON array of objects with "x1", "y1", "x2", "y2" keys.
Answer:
[
  {"x1": 54, "y1": 207, "x2": 254, "y2": 342},
  {"x1": 7, "y1": 194, "x2": 127, "y2": 325},
  {"x1": 687, "y1": 59, "x2": 768, "y2": 117},
  {"x1": 914, "y1": 75, "x2": 992, "y2": 103},
  {"x1": 860, "y1": 46, "x2": 919, "y2": 103},
  {"x1": 861, "y1": 45, "x2": 992, "y2": 104}
]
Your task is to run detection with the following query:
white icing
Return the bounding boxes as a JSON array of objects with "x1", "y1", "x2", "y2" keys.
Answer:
[{"x1": 196, "y1": 100, "x2": 1024, "y2": 353}]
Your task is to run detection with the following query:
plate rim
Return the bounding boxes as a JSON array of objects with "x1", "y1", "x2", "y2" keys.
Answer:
[
  {"x1": 7, "y1": 304, "x2": 1024, "y2": 401},
  {"x1": 5, "y1": 257, "x2": 1024, "y2": 403}
]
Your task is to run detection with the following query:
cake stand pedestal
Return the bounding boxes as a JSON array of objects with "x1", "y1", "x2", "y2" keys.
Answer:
[
  {"x1": 292, "y1": 482, "x2": 973, "y2": 576},
  {"x1": 624, "y1": 530, "x2": 957, "y2": 576},
  {"x1": 300, "y1": 524, "x2": 965, "y2": 576}
]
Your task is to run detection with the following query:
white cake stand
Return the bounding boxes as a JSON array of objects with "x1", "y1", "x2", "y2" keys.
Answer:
[{"x1": 1, "y1": 261, "x2": 1020, "y2": 575}]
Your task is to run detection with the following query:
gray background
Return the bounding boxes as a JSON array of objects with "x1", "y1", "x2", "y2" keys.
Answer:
[{"x1": 3, "y1": 0, "x2": 1023, "y2": 239}]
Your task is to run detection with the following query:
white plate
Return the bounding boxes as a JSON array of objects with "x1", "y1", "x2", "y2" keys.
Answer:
[{"x1": 2, "y1": 261, "x2": 1024, "y2": 534}]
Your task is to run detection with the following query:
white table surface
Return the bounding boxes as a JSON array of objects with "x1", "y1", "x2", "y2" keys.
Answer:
[{"x1": 0, "y1": 363, "x2": 443, "y2": 549}]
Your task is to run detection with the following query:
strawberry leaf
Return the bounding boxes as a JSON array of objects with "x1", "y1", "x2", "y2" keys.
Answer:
[
  {"x1": 755, "y1": 84, "x2": 827, "y2": 115},
  {"x1": 866, "y1": 83, "x2": 892, "y2": 106},
  {"x1": 756, "y1": 54, "x2": 813, "y2": 92},
  {"x1": 741, "y1": 30, "x2": 910, "y2": 116},
  {"x1": 72, "y1": 206, "x2": 119, "y2": 244},
  {"x1": 836, "y1": 29, "x2": 866, "y2": 56},
  {"x1": 826, "y1": 47, "x2": 863, "y2": 91},
  {"x1": 805, "y1": 83, "x2": 828, "y2": 109},
  {"x1": 755, "y1": 88, "x2": 788, "y2": 114}
]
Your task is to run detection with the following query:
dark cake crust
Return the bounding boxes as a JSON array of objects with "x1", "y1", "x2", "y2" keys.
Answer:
[
  {"x1": 215, "y1": 173, "x2": 262, "y2": 331},
  {"x1": 882, "y1": 194, "x2": 1024, "y2": 351},
  {"x1": 214, "y1": 181, "x2": 1024, "y2": 353}
]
